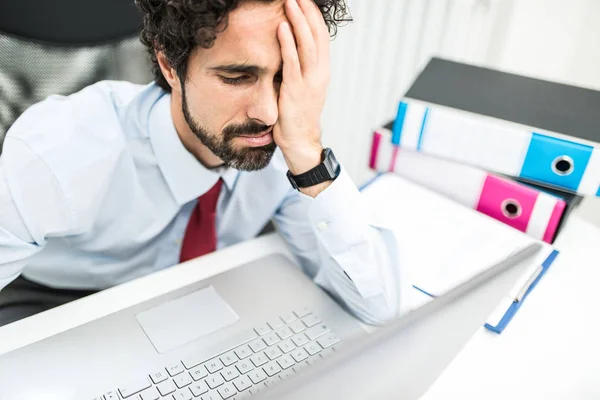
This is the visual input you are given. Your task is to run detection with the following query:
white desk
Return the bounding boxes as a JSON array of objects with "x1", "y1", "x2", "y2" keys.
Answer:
[
  {"x1": 1, "y1": 205, "x2": 598, "y2": 399},
  {"x1": 421, "y1": 213, "x2": 600, "y2": 400}
]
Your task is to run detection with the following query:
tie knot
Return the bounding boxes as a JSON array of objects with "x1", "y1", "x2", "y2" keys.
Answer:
[{"x1": 198, "y1": 178, "x2": 223, "y2": 212}]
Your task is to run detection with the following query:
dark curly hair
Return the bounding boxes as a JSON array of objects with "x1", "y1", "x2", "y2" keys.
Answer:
[{"x1": 135, "y1": 0, "x2": 351, "y2": 92}]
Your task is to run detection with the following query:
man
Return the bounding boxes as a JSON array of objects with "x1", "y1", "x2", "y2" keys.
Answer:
[{"x1": 0, "y1": 0, "x2": 406, "y2": 327}]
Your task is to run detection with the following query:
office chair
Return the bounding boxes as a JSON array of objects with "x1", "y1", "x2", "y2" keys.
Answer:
[{"x1": 0, "y1": 0, "x2": 153, "y2": 153}]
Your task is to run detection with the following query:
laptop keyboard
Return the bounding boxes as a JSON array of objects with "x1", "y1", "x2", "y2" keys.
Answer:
[{"x1": 94, "y1": 308, "x2": 341, "y2": 400}]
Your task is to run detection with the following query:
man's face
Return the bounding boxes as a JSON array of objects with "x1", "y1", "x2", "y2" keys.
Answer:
[{"x1": 181, "y1": 0, "x2": 287, "y2": 171}]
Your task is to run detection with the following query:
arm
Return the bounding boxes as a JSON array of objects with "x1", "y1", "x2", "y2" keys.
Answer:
[
  {"x1": 272, "y1": 0, "x2": 409, "y2": 324},
  {"x1": 273, "y1": 166, "x2": 409, "y2": 325},
  {"x1": 0, "y1": 137, "x2": 72, "y2": 291}
]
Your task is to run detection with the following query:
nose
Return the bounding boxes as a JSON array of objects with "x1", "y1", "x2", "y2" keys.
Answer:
[{"x1": 247, "y1": 81, "x2": 279, "y2": 127}]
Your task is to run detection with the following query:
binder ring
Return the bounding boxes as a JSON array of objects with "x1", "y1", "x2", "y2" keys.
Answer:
[
  {"x1": 551, "y1": 155, "x2": 574, "y2": 176},
  {"x1": 501, "y1": 198, "x2": 522, "y2": 219}
]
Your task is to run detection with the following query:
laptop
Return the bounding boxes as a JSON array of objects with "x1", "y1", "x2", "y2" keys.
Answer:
[{"x1": 0, "y1": 242, "x2": 541, "y2": 400}]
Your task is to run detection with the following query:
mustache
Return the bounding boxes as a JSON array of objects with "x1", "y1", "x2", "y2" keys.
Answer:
[{"x1": 223, "y1": 121, "x2": 271, "y2": 139}]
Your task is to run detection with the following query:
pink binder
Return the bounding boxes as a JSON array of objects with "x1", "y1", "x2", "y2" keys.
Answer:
[{"x1": 370, "y1": 128, "x2": 567, "y2": 243}]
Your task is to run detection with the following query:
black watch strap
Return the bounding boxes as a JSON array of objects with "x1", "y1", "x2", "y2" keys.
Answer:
[{"x1": 287, "y1": 148, "x2": 341, "y2": 190}]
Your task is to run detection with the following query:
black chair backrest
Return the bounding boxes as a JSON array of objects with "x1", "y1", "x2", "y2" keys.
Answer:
[{"x1": 0, "y1": 0, "x2": 153, "y2": 152}]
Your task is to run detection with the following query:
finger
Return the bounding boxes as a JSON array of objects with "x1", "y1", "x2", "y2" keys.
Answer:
[
  {"x1": 285, "y1": 0, "x2": 318, "y2": 71},
  {"x1": 277, "y1": 22, "x2": 302, "y2": 83},
  {"x1": 297, "y1": 0, "x2": 330, "y2": 65}
]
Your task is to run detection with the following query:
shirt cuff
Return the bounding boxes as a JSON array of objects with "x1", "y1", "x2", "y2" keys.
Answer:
[{"x1": 301, "y1": 167, "x2": 383, "y2": 298}]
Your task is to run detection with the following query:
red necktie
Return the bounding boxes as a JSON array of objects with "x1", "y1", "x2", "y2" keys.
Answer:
[{"x1": 179, "y1": 179, "x2": 223, "y2": 263}]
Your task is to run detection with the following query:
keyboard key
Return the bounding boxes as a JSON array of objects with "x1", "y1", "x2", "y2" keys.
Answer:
[
  {"x1": 204, "y1": 358, "x2": 224, "y2": 374},
  {"x1": 234, "y1": 344, "x2": 252, "y2": 359},
  {"x1": 189, "y1": 381, "x2": 209, "y2": 397},
  {"x1": 288, "y1": 320, "x2": 306, "y2": 334},
  {"x1": 277, "y1": 339, "x2": 296, "y2": 353},
  {"x1": 232, "y1": 375, "x2": 252, "y2": 392},
  {"x1": 206, "y1": 374, "x2": 225, "y2": 389},
  {"x1": 139, "y1": 387, "x2": 160, "y2": 400},
  {"x1": 149, "y1": 370, "x2": 169, "y2": 384},
  {"x1": 220, "y1": 351, "x2": 238, "y2": 366},
  {"x1": 221, "y1": 366, "x2": 240, "y2": 382},
  {"x1": 217, "y1": 382, "x2": 237, "y2": 399},
  {"x1": 247, "y1": 368, "x2": 267, "y2": 384},
  {"x1": 290, "y1": 348, "x2": 309, "y2": 363},
  {"x1": 262, "y1": 332, "x2": 280, "y2": 346},
  {"x1": 304, "y1": 341, "x2": 322, "y2": 356},
  {"x1": 248, "y1": 338, "x2": 267, "y2": 353},
  {"x1": 301, "y1": 314, "x2": 321, "y2": 328},
  {"x1": 291, "y1": 333, "x2": 309, "y2": 347},
  {"x1": 280, "y1": 312, "x2": 297, "y2": 324},
  {"x1": 235, "y1": 360, "x2": 254, "y2": 374},
  {"x1": 250, "y1": 352, "x2": 268, "y2": 367},
  {"x1": 167, "y1": 362, "x2": 185, "y2": 377},
  {"x1": 181, "y1": 330, "x2": 258, "y2": 369},
  {"x1": 103, "y1": 392, "x2": 118, "y2": 400},
  {"x1": 118, "y1": 376, "x2": 151, "y2": 398},
  {"x1": 263, "y1": 361, "x2": 282, "y2": 377},
  {"x1": 200, "y1": 391, "x2": 220, "y2": 400},
  {"x1": 157, "y1": 380, "x2": 176, "y2": 396},
  {"x1": 275, "y1": 326, "x2": 293, "y2": 340},
  {"x1": 189, "y1": 365, "x2": 208, "y2": 381},
  {"x1": 172, "y1": 389, "x2": 193, "y2": 400},
  {"x1": 305, "y1": 324, "x2": 330, "y2": 340},
  {"x1": 265, "y1": 346, "x2": 283, "y2": 360},
  {"x1": 293, "y1": 307, "x2": 311, "y2": 318},
  {"x1": 267, "y1": 318, "x2": 284, "y2": 330},
  {"x1": 173, "y1": 372, "x2": 192, "y2": 388},
  {"x1": 254, "y1": 324, "x2": 271, "y2": 336},
  {"x1": 317, "y1": 332, "x2": 341, "y2": 349},
  {"x1": 276, "y1": 354, "x2": 295, "y2": 370}
]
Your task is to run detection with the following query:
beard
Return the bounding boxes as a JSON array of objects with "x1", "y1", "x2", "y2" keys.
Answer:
[{"x1": 181, "y1": 84, "x2": 277, "y2": 171}]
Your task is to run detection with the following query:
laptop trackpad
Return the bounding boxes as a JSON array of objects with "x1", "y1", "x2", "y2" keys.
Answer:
[{"x1": 136, "y1": 285, "x2": 239, "y2": 353}]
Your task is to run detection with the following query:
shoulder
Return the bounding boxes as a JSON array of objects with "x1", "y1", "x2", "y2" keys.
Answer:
[
  {"x1": 6, "y1": 80, "x2": 148, "y2": 154},
  {"x1": 2, "y1": 81, "x2": 159, "y2": 231}
]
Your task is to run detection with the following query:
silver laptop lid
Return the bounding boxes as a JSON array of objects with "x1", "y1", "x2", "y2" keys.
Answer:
[{"x1": 258, "y1": 241, "x2": 542, "y2": 400}]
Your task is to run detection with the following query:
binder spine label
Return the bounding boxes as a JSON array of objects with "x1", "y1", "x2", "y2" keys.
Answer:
[
  {"x1": 476, "y1": 175, "x2": 538, "y2": 234},
  {"x1": 519, "y1": 133, "x2": 593, "y2": 192}
]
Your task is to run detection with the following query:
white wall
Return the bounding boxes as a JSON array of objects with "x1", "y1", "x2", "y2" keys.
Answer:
[{"x1": 486, "y1": 0, "x2": 600, "y2": 90}]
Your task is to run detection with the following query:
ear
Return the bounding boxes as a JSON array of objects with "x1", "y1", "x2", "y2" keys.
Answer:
[{"x1": 156, "y1": 50, "x2": 181, "y2": 94}]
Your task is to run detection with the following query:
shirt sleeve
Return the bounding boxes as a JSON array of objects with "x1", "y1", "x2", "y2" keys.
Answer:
[
  {"x1": 272, "y1": 166, "x2": 411, "y2": 325},
  {"x1": 0, "y1": 137, "x2": 73, "y2": 291}
]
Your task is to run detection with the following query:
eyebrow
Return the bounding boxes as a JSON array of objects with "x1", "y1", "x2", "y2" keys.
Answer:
[{"x1": 208, "y1": 63, "x2": 284, "y2": 75}]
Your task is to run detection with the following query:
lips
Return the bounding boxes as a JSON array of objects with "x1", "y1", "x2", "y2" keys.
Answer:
[{"x1": 236, "y1": 128, "x2": 274, "y2": 147}]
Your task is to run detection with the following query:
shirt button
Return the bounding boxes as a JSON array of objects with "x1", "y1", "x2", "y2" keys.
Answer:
[{"x1": 317, "y1": 222, "x2": 328, "y2": 231}]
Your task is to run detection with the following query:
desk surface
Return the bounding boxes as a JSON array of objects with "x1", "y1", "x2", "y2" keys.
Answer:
[
  {"x1": 1, "y1": 201, "x2": 598, "y2": 400},
  {"x1": 421, "y1": 212, "x2": 600, "y2": 400}
]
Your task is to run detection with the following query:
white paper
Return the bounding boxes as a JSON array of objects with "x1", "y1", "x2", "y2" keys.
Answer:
[{"x1": 362, "y1": 174, "x2": 553, "y2": 301}]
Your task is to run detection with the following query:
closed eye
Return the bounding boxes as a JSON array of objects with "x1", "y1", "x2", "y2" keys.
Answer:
[{"x1": 220, "y1": 75, "x2": 250, "y2": 85}]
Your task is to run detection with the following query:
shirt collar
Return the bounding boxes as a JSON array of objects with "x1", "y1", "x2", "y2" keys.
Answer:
[{"x1": 148, "y1": 90, "x2": 239, "y2": 205}]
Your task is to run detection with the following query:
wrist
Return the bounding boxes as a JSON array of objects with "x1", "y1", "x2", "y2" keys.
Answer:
[{"x1": 281, "y1": 143, "x2": 323, "y2": 175}]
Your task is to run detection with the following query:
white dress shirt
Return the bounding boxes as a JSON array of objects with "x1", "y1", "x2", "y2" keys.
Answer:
[{"x1": 0, "y1": 81, "x2": 406, "y2": 324}]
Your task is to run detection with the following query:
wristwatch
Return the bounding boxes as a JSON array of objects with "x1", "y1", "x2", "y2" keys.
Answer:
[{"x1": 287, "y1": 148, "x2": 341, "y2": 190}]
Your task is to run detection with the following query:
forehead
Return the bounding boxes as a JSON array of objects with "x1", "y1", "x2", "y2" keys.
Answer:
[{"x1": 194, "y1": 0, "x2": 288, "y2": 69}]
